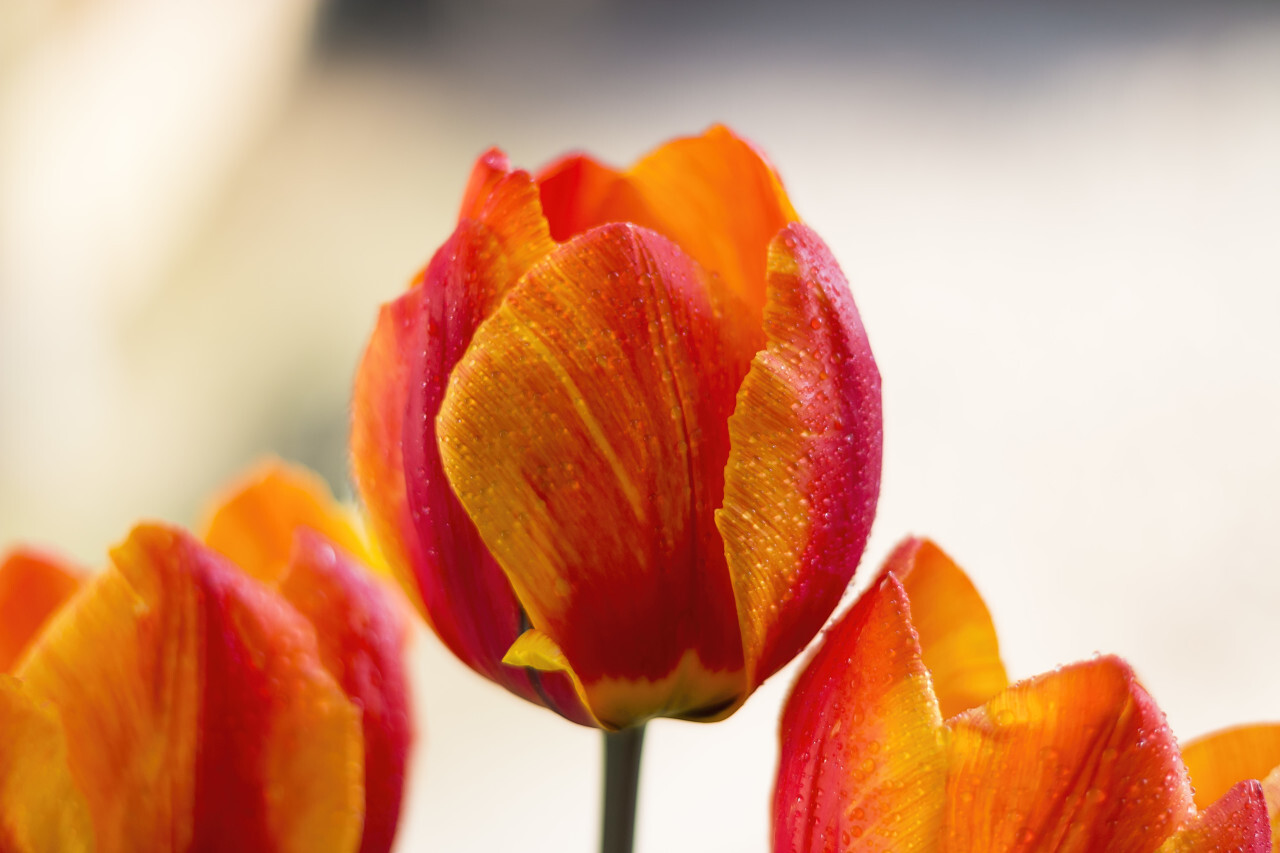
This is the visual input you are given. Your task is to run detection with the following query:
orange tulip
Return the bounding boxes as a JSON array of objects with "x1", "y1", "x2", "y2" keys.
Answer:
[
  {"x1": 0, "y1": 461, "x2": 412, "y2": 853},
  {"x1": 774, "y1": 537, "x2": 1276, "y2": 852},
  {"x1": 352, "y1": 125, "x2": 882, "y2": 730}
]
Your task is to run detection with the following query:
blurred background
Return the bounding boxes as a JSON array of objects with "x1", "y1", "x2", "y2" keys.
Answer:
[{"x1": 3, "y1": 0, "x2": 1279, "y2": 849}]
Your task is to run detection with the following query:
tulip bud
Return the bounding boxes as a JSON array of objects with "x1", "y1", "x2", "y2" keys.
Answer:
[{"x1": 352, "y1": 125, "x2": 882, "y2": 729}]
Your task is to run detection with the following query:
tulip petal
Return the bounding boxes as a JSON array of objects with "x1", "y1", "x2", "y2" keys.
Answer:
[
  {"x1": 626, "y1": 125, "x2": 799, "y2": 318},
  {"x1": 0, "y1": 548, "x2": 82, "y2": 673},
  {"x1": 459, "y1": 147, "x2": 513, "y2": 220},
  {"x1": 0, "y1": 675, "x2": 94, "y2": 852},
  {"x1": 878, "y1": 537, "x2": 1008, "y2": 720},
  {"x1": 352, "y1": 297, "x2": 430, "y2": 613},
  {"x1": 536, "y1": 153, "x2": 654, "y2": 243},
  {"x1": 202, "y1": 458, "x2": 375, "y2": 585},
  {"x1": 353, "y1": 155, "x2": 590, "y2": 724},
  {"x1": 943, "y1": 655, "x2": 1195, "y2": 853},
  {"x1": 1156, "y1": 780, "x2": 1272, "y2": 853},
  {"x1": 439, "y1": 223, "x2": 751, "y2": 728},
  {"x1": 15, "y1": 524, "x2": 365, "y2": 853},
  {"x1": 718, "y1": 223, "x2": 882, "y2": 691},
  {"x1": 281, "y1": 530, "x2": 413, "y2": 853},
  {"x1": 535, "y1": 126, "x2": 797, "y2": 321},
  {"x1": 774, "y1": 575, "x2": 946, "y2": 853},
  {"x1": 1182, "y1": 724, "x2": 1280, "y2": 811}
]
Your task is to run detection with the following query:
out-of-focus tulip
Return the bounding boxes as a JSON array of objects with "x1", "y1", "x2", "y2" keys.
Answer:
[
  {"x1": 352, "y1": 125, "x2": 882, "y2": 729},
  {"x1": 0, "y1": 460, "x2": 412, "y2": 853},
  {"x1": 774, "y1": 536, "x2": 1276, "y2": 853}
]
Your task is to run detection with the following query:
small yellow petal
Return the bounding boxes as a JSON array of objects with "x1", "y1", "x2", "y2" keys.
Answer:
[{"x1": 504, "y1": 628, "x2": 572, "y2": 673}]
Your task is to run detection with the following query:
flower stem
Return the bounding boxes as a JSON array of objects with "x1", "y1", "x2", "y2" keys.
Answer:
[{"x1": 600, "y1": 723, "x2": 646, "y2": 853}]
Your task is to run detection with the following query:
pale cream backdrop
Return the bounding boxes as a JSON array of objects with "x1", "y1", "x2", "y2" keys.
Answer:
[{"x1": 2, "y1": 1, "x2": 1279, "y2": 850}]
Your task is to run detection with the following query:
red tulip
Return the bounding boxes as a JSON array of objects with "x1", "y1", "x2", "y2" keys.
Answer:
[
  {"x1": 0, "y1": 461, "x2": 412, "y2": 853},
  {"x1": 352, "y1": 125, "x2": 882, "y2": 729},
  {"x1": 774, "y1": 537, "x2": 1276, "y2": 852}
]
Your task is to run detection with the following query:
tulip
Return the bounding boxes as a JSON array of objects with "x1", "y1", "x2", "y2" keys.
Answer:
[
  {"x1": 775, "y1": 537, "x2": 1276, "y2": 852},
  {"x1": 352, "y1": 125, "x2": 882, "y2": 730},
  {"x1": 0, "y1": 460, "x2": 412, "y2": 853}
]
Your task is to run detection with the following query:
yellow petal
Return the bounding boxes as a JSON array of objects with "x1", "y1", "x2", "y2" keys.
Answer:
[
  {"x1": 504, "y1": 628, "x2": 573, "y2": 673},
  {"x1": 0, "y1": 675, "x2": 94, "y2": 852}
]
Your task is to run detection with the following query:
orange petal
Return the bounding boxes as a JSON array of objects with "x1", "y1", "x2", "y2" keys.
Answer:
[
  {"x1": 201, "y1": 458, "x2": 374, "y2": 585},
  {"x1": 15, "y1": 524, "x2": 365, "y2": 853},
  {"x1": 352, "y1": 153, "x2": 589, "y2": 724},
  {"x1": 535, "y1": 153, "x2": 655, "y2": 244},
  {"x1": 877, "y1": 537, "x2": 1008, "y2": 719},
  {"x1": 439, "y1": 223, "x2": 751, "y2": 728},
  {"x1": 281, "y1": 530, "x2": 414, "y2": 853},
  {"x1": 1182, "y1": 724, "x2": 1280, "y2": 812},
  {"x1": 458, "y1": 147, "x2": 512, "y2": 220},
  {"x1": 0, "y1": 548, "x2": 82, "y2": 673},
  {"x1": 719, "y1": 223, "x2": 883, "y2": 691},
  {"x1": 535, "y1": 126, "x2": 797, "y2": 321},
  {"x1": 625, "y1": 125, "x2": 799, "y2": 319},
  {"x1": 0, "y1": 675, "x2": 94, "y2": 852},
  {"x1": 943, "y1": 655, "x2": 1195, "y2": 853},
  {"x1": 1156, "y1": 779, "x2": 1271, "y2": 852},
  {"x1": 774, "y1": 575, "x2": 946, "y2": 853}
]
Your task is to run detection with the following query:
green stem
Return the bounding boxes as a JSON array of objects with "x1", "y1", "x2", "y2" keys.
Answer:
[{"x1": 600, "y1": 724, "x2": 647, "y2": 853}]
